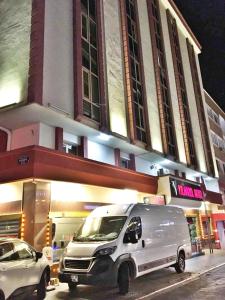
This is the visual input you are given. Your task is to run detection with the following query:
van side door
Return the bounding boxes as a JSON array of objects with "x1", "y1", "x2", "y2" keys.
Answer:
[{"x1": 123, "y1": 217, "x2": 146, "y2": 272}]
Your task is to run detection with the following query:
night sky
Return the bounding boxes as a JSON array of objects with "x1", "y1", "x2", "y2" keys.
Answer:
[{"x1": 174, "y1": 0, "x2": 225, "y2": 112}]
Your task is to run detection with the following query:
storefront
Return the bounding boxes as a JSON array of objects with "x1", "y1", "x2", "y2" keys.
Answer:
[
  {"x1": 0, "y1": 181, "x2": 23, "y2": 238},
  {"x1": 158, "y1": 175, "x2": 204, "y2": 255},
  {"x1": 158, "y1": 175, "x2": 223, "y2": 253},
  {"x1": 0, "y1": 145, "x2": 159, "y2": 259}
]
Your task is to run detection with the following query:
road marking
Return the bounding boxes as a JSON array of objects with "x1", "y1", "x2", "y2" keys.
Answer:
[{"x1": 135, "y1": 262, "x2": 225, "y2": 300}]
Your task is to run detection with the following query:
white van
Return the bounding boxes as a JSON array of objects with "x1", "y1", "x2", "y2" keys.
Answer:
[{"x1": 59, "y1": 204, "x2": 191, "y2": 294}]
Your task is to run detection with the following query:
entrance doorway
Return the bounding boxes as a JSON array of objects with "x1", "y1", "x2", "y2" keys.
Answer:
[
  {"x1": 51, "y1": 217, "x2": 85, "y2": 262},
  {"x1": 217, "y1": 221, "x2": 225, "y2": 249}
]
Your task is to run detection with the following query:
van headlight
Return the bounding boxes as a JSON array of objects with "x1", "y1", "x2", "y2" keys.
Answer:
[{"x1": 94, "y1": 246, "x2": 117, "y2": 257}]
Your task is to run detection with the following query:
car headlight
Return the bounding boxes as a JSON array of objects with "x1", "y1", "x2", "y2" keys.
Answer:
[{"x1": 94, "y1": 246, "x2": 117, "y2": 257}]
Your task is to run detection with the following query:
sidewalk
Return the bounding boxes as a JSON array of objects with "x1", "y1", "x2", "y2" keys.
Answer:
[
  {"x1": 139, "y1": 249, "x2": 225, "y2": 299},
  {"x1": 186, "y1": 249, "x2": 225, "y2": 274}
]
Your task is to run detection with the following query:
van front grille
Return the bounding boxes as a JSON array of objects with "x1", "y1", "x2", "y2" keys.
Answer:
[{"x1": 64, "y1": 259, "x2": 91, "y2": 270}]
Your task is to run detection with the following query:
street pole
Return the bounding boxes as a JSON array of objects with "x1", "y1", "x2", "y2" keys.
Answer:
[{"x1": 203, "y1": 194, "x2": 213, "y2": 254}]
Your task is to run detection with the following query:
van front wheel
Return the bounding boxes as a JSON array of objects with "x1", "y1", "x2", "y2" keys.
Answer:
[
  {"x1": 118, "y1": 263, "x2": 130, "y2": 295},
  {"x1": 175, "y1": 252, "x2": 185, "y2": 273}
]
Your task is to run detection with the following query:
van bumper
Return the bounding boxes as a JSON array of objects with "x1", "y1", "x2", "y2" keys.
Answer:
[{"x1": 58, "y1": 256, "x2": 117, "y2": 286}]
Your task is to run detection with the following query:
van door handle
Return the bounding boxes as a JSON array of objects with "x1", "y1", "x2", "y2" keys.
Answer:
[{"x1": 142, "y1": 240, "x2": 145, "y2": 248}]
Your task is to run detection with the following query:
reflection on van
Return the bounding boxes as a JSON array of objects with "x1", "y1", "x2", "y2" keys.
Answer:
[{"x1": 51, "y1": 217, "x2": 84, "y2": 262}]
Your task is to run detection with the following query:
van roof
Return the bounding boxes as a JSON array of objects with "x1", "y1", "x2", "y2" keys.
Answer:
[{"x1": 90, "y1": 203, "x2": 183, "y2": 217}]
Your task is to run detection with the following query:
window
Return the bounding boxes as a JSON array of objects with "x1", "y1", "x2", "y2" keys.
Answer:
[
  {"x1": 187, "y1": 40, "x2": 214, "y2": 175},
  {"x1": 147, "y1": 0, "x2": 177, "y2": 158},
  {"x1": 120, "y1": 158, "x2": 130, "y2": 169},
  {"x1": 122, "y1": 0, "x2": 147, "y2": 143},
  {"x1": 63, "y1": 143, "x2": 79, "y2": 155},
  {"x1": 124, "y1": 216, "x2": 142, "y2": 243},
  {"x1": 81, "y1": 0, "x2": 100, "y2": 122},
  {"x1": 0, "y1": 242, "x2": 14, "y2": 262},
  {"x1": 207, "y1": 107, "x2": 220, "y2": 125},
  {"x1": 14, "y1": 242, "x2": 34, "y2": 260},
  {"x1": 223, "y1": 164, "x2": 225, "y2": 174},
  {"x1": 167, "y1": 11, "x2": 196, "y2": 167}
]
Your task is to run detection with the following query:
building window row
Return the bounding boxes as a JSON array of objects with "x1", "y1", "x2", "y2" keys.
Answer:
[
  {"x1": 207, "y1": 107, "x2": 220, "y2": 126},
  {"x1": 81, "y1": 0, "x2": 100, "y2": 122},
  {"x1": 147, "y1": 0, "x2": 178, "y2": 159},
  {"x1": 167, "y1": 11, "x2": 197, "y2": 168},
  {"x1": 74, "y1": 0, "x2": 213, "y2": 175},
  {"x1": 211, "y1": 132, "x2": 225, "y2": 151}
]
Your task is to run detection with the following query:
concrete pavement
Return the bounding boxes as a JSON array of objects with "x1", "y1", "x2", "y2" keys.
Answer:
[{"x1": 44, "y1": 249, "x2": 225, "y2": 300}]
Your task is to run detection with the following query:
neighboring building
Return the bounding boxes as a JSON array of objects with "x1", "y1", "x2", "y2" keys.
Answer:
[
  {"x1": 205, "y1": 90, "x2": 225, "y2": 249},
  {"x1": 0, "y1": 0, "x2": 222, "y2": 256}
]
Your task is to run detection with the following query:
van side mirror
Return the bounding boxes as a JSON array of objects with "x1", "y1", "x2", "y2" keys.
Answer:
[
  {"x1": 123, "y1": 231, "x2": 138, "y2": 244},
  {"x1": 35, "y1": 251, "x2": 43, "y2": 262}
]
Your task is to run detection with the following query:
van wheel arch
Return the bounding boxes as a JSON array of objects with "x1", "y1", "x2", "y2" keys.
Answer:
[{"x1": 116, "y1": 254, "x2": 137, "y2": 279}]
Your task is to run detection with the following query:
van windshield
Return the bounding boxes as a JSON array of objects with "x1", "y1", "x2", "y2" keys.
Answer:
[{"x1": 73, "y1": 216, "x2": 127, "y2": 242}]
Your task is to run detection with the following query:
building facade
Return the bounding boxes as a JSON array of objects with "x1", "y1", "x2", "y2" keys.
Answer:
[
  {"x1": 205, "y1": 90, "x2": 225, "y2": 249},
  {"x1": 0, "y1": 0, "x2": 222, "y2": 257}
]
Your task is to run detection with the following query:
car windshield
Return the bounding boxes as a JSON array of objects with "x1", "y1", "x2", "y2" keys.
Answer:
[{"x1": 73, "y1": 216, "x2": 127, "y2": 242}]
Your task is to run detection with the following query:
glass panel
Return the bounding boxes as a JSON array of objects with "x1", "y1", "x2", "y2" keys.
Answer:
[
  {"x1": 82, "y1": 15, "x2": 88, "y2": 39},
  {"x1": 81, "y1": 0, "x2": 88, "y2": 11},
  {"x1": 83, "y1": 100, "x2": 91, "y2": 117},
  {"x1": 91, "y1": 75, "x2": 99, "y2": 103},
  {"x1": 90, "y1": 20, "x2": 97, "y2": 48},
  {"x1": 89, "y1": 0, "x2": 96, "y2": 19},
  {"x1": 74, "y1": 216, "x2": 127, "y2": 242},
  {"x1": 92, "y1": 105, "x2": 100, "y2": 122},
  {"x1": 0, "y1": 242, "x2": 14, "y2": 262},
  {"x1": 83, "y1": 70, "x2": 89, "y2": 98},
  {"x1": 14, "y1": 242, "x2": 33, "y2": 260},
  {"x1": 82, "y1": 40, "x2": 90, "y2": 69},
  {"x1": 91, "y1": 47, "x2": 98, "y2": 75}
]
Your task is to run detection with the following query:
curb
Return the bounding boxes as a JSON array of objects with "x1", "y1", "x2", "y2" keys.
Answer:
[{"x1": 135, "y1": 261, "x2": 225, "y2": 300}]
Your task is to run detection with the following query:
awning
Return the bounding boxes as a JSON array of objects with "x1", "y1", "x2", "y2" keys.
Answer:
[{"x1": 0, "y1": 145, "x2": 158, "y2": 194}]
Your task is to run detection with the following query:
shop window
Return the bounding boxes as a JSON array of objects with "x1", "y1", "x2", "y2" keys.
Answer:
[
  {"x1": 202, "y1": 218, "x2": 212, "y2": 237},
  {"x1": 63, "y1": 143, "x2": 79, "y2": 156},
  {"x1": 186, "y1": 217, "x2": 197, "y2": 243},
  {"x1": 120, "y1": 158, "x2": 130, "y2": 169}
]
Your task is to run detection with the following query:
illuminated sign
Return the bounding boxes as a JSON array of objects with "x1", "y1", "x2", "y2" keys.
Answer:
[{"x1": 170, "y1": 178, "x2": 203, "y2": 201}]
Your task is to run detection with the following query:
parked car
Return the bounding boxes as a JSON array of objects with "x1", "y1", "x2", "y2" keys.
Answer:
[
  {"x1": 0, "y1": 238, "x2": 50, "y2": 300},
  {"x1": 59, "y1": 203, "x2": 192, "y2": 295}
]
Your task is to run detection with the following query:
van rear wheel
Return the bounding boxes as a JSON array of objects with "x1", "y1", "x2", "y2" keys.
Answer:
[
  {"x1": 175, "y1": 252, "x2": 185, "y2": 273},
  {"x1": 118, "y1": 263, "x2": 130, "y2": 295},
  {"x1": 68, "y1": 282, "x2": 77, "y2": 292}
]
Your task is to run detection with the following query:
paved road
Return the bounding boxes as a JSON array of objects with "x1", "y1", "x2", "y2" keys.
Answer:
[
  {"x1": 43, "y1": 267, "x2": 192, "y2": 300},
  {"x1": 152, "y1": 264, "x2": 225, "y2": 300}
]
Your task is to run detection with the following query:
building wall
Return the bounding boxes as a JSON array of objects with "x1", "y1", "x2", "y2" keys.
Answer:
[
  {"x1": 87, "y1": 140, "x2": 115, "y2": 165},
  {"x1": 43, "y1": 0, "x2": 74, "y2": 117},
  {"x1": 11, "y1": 123, "x2": 40, "y2": 150},
  {"x1": 39, "y1": 123, "x2": 55, "y2": 149},
  {"x1": 137, "y1": 0, "x2": 163, "y2": 153},
  {"x1": 103, "y1": 0, "x2": 127, "y2": 138},
  {"x1": 0, "y1": 0, "x2": 32, "y2": 108}
]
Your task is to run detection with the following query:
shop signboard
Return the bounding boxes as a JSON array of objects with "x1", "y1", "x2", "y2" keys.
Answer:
[{"x1": 170, "y1": 177, "x2": 203, "y2": 201}]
